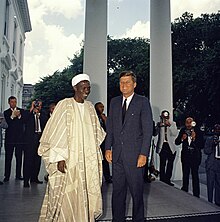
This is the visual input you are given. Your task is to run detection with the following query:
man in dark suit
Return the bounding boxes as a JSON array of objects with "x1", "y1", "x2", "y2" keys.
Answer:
[
  {"x1": 204, "y1": 123, "x2": 220, "y2": 206},
  {"x1": 95, "y1": 102, "x2": 112, "y2": 183},
  {"x1": 23, "y1": 100, "x2": 48, "y2": 187},
  {"x1": 175, "y1": 117, "x2": 204, "y2": 197},
  {"x1": 105, "y1": 71, "x2": 153, "y2": 222},
  {"x1": 3, "y1": 96, "x2": 25, "y2": 182}
]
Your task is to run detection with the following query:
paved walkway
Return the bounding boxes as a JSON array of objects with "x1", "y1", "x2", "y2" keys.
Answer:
[{"x1": 0, "y1": 150, "x2": 220, "y2": 222}]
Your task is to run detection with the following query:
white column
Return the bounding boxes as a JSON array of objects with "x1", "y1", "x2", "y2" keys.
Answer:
[
  {"x1": 150, "y1": 0, "x2": 182, "y2": 180},
  {"x1": 150, "y1": 0, "x2": 173, "y2": 121},
  {"x1": 83, "y1": 0, "x2": 107, "y2": 107}
]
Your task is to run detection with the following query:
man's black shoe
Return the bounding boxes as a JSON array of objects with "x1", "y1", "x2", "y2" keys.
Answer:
[
  {"x1": 16, "y1": 177, "x2": 24, "y2": 181},
  {"x1": 0, "y1": 181, "x2": 3, "y2": 185},
  {"x1": 24, "y1": 182, "x2": 30, "y2": 188},
  {"x1": 3, "y1": 178, "x2": 9, "y2": 182},
  {"x1": 105, "y1": 178, "x2": 112, "y2": 184},
  {"x1": 166, "y1": 181, "x2": 174, "y2": 186},
  {"x1": 31, "y1": 179, "x2": 43, "y2": 184}
]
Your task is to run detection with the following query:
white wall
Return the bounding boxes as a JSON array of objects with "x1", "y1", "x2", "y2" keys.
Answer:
[{"x1": 0, "y1": 0, "x2": 29, "y2": 111}]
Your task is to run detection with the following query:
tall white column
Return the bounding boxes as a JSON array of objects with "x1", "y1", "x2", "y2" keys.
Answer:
[
  {"x1": 83, "y1": 0, "x2": 107, "y2": 107},
  {"x1": 150, "y1": 0, "x2": 173, "y2": 122},
  {"x1": 150, "y1": 0, "x2": 182, "y2": 180}
]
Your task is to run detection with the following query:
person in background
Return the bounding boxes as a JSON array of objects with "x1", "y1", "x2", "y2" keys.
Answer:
[
  {"x1": 44, "y1": 102, "x2": 56, "y2": 182},
  {"x1": 156, "y1": 110, "x2": 178, "y2": 186},
  {"x1": 204, "y1": 124, "x2": 220, "y2": 206},
  {"x1": 48, "y1": 103, "x2": 56, "y2": 118},
  {"x1": 175, "y1": 117, "x2": 204, "y2": 197},
  {"x1": 23, "y1": 99, "x2": 48, "y2": 187},
  {"x1": 3, "y1": 96, "x2": 25, "y2": 182},
  {"x1": 95, "y1": 102, "x2": 112, "y2": 183},
  {"x1": 0, "y1": 112, "x2": 8, "y2": 185}
]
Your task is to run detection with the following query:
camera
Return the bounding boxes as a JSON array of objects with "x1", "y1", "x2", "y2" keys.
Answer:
[
  {"x1": 34, "y1": 99, "x2": 40, "y2": 108},
  {"x1": 160, "y1": 110, "x2": 170, "y2": 126},
  {"x1": 191, "y1": 121, "x2": 196, "y2": 127},
  {"x1": 213, "y1": 134, "x2": 220, "y2": 145}
]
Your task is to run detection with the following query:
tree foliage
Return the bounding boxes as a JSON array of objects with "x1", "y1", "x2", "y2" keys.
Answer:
[
  {"x1": 172, "y1": 12, "x2": 220, "y2": 125},
  {"x1": 32, "y1": 12, "x2": 220, "y2": 125},
  {"x1": 33, "y1": 49, "x2": 83, "y2": 109}
]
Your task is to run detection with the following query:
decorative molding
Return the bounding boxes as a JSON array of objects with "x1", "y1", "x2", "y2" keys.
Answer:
[
  {"x1": 10, "y1": 68, "x2": 18, "y2": 81},
  {"x1": 1, "y1": 54, "x2": 12, "y2": 70},
  {"x1": 12, "y1": 53, "x2": 18, "y2": 67},
  {"x1": 2, "y1": 36, "x2": 10, "y2": 53}
]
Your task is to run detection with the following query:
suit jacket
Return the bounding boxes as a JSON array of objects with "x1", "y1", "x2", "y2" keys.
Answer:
[
  {"x1": 4, "y1": 108, "x2": 25, "y2": 145},
  {"x1": 204, "y1": 136, "x2": 220, "y2": 172},
  {"x1": 105, "y1": 93, "x2": 153, "y2": 165},
  {"x1": 156, "y1": 121, "x2": 178, "y2": 154},
  {"x1": 23, "y1": 111, "x2": 48, "y2": 144},
  {"x1": 175, "y1": 127, "x2": 204, "y2": 164}
]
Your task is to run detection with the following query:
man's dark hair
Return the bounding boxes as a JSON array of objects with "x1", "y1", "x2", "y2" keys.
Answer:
[
  {"x1": 119, "y1": 70, "x2": 137, "y2": 82},
  {"x1": 8, "y1": 96, "x2": 17, "y2": 103},
  {"x1": 49, "y1": 103, "x2": 56, "y2": 109},
  {"x1": 94, "y1": 102, "x2": 103, "y2": 111}
]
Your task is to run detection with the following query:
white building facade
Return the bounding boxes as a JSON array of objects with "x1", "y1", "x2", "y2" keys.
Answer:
[{"x1": 0, "y1": 0, "x2": 31, "y2": 112}]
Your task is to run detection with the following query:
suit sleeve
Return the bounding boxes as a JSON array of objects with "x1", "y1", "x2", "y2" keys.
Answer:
[
  {"x1": 170, "y1": 121, "x2": 178, "y2": 137},
  {"x1": 175, "y1": 128, "x2": 184, "y2": 145},
  {"x1": 105, "y1": 100, "x2": 114, "y2": 151},
  {"x1": 140, "y1": 98, "x2": 153, "y2": 157},
  {"x1": 4, "y1": 110, "x2": 13, "y2": 125},
  {"x1": 204, "y1": 136, "x2": 214, "y2": 155}
]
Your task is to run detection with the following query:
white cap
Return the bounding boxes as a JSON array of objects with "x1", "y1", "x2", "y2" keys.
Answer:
[{"x1": 72, "y1": 73, "x2": 90, "y2": 87}]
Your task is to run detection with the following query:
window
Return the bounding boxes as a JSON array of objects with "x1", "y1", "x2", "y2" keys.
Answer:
[
  {"x1": 19, "y1": 38, "x2": 23, "y2": 66},
  {"x1": 13, "y1": 22, "x2": 17, "y2": 54},
  {"x1": 4, "y1": 0, "x2": 10, "y2": 38}
]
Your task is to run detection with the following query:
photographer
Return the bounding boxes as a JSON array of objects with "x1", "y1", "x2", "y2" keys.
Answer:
[
  {"x1": 23, "y1": 99, "x2": 48, "y2": 187},
  {"x1": 156, "y1": 110, "x2": 178, "y2": 186},
  {"x1": 204, "y1": 124, "x2": 220, "y2": 206},
  {"x1": 175, "y1": 117, "x2": 204, "y2": 197}
]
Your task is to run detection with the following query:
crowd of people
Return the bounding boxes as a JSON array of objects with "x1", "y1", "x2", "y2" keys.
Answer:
[
  {"x1": 0, "y1": 96, "x2": 54, "y2": 187},
  {"x1": 0, "y1": 71, "x2": 219, "y2": 222}
]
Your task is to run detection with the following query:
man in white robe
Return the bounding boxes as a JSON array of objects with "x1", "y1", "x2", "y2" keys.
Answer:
[{"x1": 38, "y1": 74, "x2": 105, "y2": 222}]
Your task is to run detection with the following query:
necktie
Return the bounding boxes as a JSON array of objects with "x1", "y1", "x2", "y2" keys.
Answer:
[
  {"x1": 35, "y1": 113, "x2": 39, "y2": 132},
  {"x1": 122, "y1": 99, "x2": 127, "y2": 124},
  {"x1": 165, "y1": 126, "x2": 168, "y2": 142}
]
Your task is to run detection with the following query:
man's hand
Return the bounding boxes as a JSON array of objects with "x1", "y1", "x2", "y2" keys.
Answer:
[
  {"x1": 181, "y1": 133, "x2": 187, "y2": 141},
  {"x1": 137, "y1": 155, "x2": 147, "y2": 168},
  {"x1": 30, "y1": 101, "x2": 35, "y2": 112},
  {"x1": 105, "y1": 150, "x2": 112, "y2": 163},
  {"x1": 191, "y1": 131, "x2": 196, "y2": 141},
  {"x1": 15, "y1": 110, "x2": 21, "y2": 118},
  {"x1": 57, "y1": 160, "x2": 66, "y2": 173},
  {"x1": 165, "y1": 120, "x2": 171, "y2": 127}
]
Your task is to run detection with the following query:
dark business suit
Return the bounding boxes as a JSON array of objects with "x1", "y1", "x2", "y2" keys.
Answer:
[
  {"x1": 4, "y1": 108, "x2": 25, "y2": 180},
  {"x1": 175, "y1": 127, "x2": 204, "y2": 197},
  {"x1": 204, "y1": 136, "x2": 220, "y2": 205},
  {"x1": 105, "y1": 93, "x2": 153, "y2": 222},
  {"x1": 97, "y1": 114, "x2": 111, "y2": 182},
  {"x1": 23, "y1": 111, "x2": 48, "y2": 183}
]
